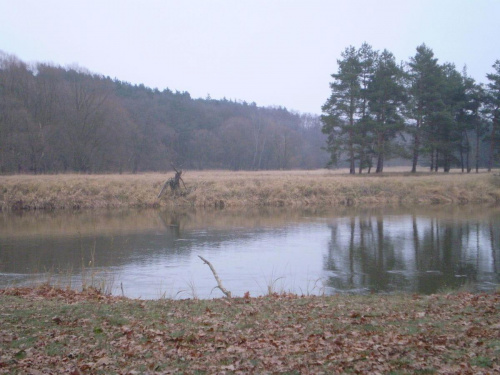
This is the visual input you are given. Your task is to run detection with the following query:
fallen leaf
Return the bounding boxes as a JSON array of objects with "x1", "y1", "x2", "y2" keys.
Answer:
[{"x1": 92, "y1": 357, "x2": 112, "y2": 368}]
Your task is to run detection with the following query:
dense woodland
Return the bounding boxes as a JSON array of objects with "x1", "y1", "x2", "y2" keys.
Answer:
[
  {"x1": 1, "y1": 45, "x2": 499, "y2": 175},
  {"x1": 322, "y1": 43, "x2": 500, "y2": 173},
  {"x1": 0, "y1": 51, "x2": 328, "y2": 174}
]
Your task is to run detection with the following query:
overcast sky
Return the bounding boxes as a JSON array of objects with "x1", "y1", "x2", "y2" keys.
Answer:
[{"x1": 1, "y1": 0, "x2": 499, "y2": 114}]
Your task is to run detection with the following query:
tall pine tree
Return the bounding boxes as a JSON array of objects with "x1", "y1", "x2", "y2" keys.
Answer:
[
  {"x1": 485, "y1": 60, "x2": 500, "y2": 171},
  {"x1": 457, "y1": 69, "x2": 485, "y2": 172},
  {"x1": 437, "y1": 63, "x2": 465, "y2": 172},
  {"x1": 322, "y1": 44, "x2": 380, "y2": 174},
  {"x1": 407, "y1": 44, "x2": 444, "y2": 173},
  {"x1": 367, "y1": 49, "x2": 406, "y2": 173},
  {"x1": 356, "y1": 43, "x2": 378, "y2": 173},
  {"x1": 322, "y1": 46, "x2": 363, "y2": 174}
]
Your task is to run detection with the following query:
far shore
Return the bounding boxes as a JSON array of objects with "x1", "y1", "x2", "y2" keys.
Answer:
[{"x1": 1, "y1": 168, "x2": 499, "y2": 211}]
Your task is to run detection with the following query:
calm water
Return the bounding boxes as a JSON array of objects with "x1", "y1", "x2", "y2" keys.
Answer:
[{"x1": 1, "y1": 207, "x2": 499, "y2": 299}]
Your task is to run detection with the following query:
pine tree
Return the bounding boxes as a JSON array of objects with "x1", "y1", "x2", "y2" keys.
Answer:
[
  {"x1": 322, "y1": 44, "x2": 377, "y2": 174},
  {"x1": 357, "y1": 43, "x2": 378, "y2": 173},
  {"x1": 407, "y1": 44, "x2": 444, "y2": 172},
  {"x1": 437, "y1": 63, "x2": 465, "y2": 172},
  {"x1": 367, "y1": 50, "x2": 406, "y2": 173},
  {"x1": 322, "y1": 46, "x2": 362, "y2": 174},
  {"x1": 485, "y1": 60, "x2": 500, "y2": 171},
  {"x1": 457, "y1": 68, "x2": 484, "y2": 173}
]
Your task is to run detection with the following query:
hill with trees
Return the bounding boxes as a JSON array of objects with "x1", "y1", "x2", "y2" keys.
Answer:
[
  {"x1": 0, "y1": 52, "x2": 328, "y2": 174},
  {"x1": 1, "y1": 45, "x2": 498, "y2": 176}
]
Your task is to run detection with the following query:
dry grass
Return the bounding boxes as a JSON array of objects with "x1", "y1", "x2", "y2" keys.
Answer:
[{"x1": 1, "y1": 168, "x2": 499, "y2": 211}]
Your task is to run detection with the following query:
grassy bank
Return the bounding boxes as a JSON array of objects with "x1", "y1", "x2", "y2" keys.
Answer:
[
  {"x1": 1, "y1": 169, "x2": 500, "y2": 211},
  {"x1": 1, "y1": 286, "x2": 499, "y2": 374}
]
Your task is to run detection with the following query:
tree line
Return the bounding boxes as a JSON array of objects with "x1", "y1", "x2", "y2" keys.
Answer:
[
  {"x1": 0, "y1": 51, "x2": 328, "y2": 174},
  {"x1": 322, "y1": 43, "x2": 500, "y2": 173}
]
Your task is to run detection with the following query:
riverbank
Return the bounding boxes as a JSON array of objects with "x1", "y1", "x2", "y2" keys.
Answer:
[
  {"x1": 1, "y1": 169, "x2": 500, "y2": 211},
  {"x1": 1, "y1": 286, "x2": 498, "y2": 373}
]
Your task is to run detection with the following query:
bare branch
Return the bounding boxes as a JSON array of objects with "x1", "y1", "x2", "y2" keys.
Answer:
[
  {"x1": 198, "y1": 255, "x2": 232, "y2": 298},
  {"x1": 179, "y1": 176, "x2": 187, "y2": 189},
  {"x1": 157, "y1": 180, "x2": 169, "y2": 198},
  {"x1": 170, "y1": 162, "x2": 180, "y2": 174}
]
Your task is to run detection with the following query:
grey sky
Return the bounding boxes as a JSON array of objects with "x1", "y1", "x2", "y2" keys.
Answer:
[{"x1": 1, "y1": 0, "x2": 499, "y2": 114}]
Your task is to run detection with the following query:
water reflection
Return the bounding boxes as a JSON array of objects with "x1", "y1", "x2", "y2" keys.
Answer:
[
  {"x1": 325, "y1": 211, "x2": 500, "y2": 294},
  {"x1": 0, "y1": 207, "x2": 499, "y2": 298}
]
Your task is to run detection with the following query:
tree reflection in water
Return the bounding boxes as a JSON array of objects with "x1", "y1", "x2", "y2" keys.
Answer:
[
  {"x1": 324, "y1": 212, "x2": 500, "y2": 294},
  {"x1": 1, "y1": 207, "x2": 499, "y2": 297}
]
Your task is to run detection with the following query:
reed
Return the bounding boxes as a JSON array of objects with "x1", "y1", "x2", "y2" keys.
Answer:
[{"x1": 1, "y1": 168, "x2": 499, "y2": 211}]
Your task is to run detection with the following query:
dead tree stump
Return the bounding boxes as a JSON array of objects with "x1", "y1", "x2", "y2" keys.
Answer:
[{"x1": 158, "y1": 164, "x2": 186, "y2": 198}]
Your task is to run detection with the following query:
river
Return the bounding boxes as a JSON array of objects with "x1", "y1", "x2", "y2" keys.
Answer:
[{"x1": 1, "y1": 206, "x2": 499, "y2": 299}]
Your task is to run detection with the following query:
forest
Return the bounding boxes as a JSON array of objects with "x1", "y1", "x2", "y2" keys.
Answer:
[
  {"x1": 0, "y1": 51, "x2": 327, "y2": 174},
  {"x1": 1, "y1": 44, "x2": 499, "y2": 175},
  {"x1": 322, "y1": 43, "x2": 500, "y2": 173}
]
